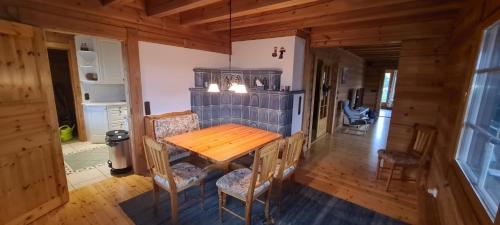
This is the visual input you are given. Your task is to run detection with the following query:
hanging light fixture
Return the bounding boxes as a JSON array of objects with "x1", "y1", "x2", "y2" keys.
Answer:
[
  {"x1": 207, "y1": 83, "x2": 220, "y2": 92},
  {"x1": 207, "y1": 72, "x2": 220, "y2": 92},
  {"x1": 227, "y1": 0, "x2": 247, "y2": 94}
]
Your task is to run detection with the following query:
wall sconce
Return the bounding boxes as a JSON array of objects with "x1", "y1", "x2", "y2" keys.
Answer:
[
  {"x1": 272, "y1": 47, "x2": 278, "y2": 57},
  {"x1": 272, "y1": 46, "x2": 286, "y2": 59},
  {"x1": 279, "y1": 47, "x2": 286, "y2": 59}
]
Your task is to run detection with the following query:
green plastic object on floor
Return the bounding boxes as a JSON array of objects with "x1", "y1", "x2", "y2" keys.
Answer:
[{"x1": 60, "y1": 125, "x2": 74, "y2": 142}]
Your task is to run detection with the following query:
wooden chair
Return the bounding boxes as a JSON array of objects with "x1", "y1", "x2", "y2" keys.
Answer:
[
  {"x1": 144, "y1": 110, "x2": 200, "y2": 162},
  {"x1": 143, "y1": 136, "x2": 207, "y2": 225},
  {"x1": 274, "y1": 131, "x2": 305, "y2": 212},
  {"x1": 376, "y1": 124, "x2": 437, "y2": 191},
  {"x1": 216, "y1": 139, "x2": 281, "y2": 225}
]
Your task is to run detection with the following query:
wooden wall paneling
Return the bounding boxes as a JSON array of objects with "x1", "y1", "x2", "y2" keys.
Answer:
[
  {"x1": 124, "y1": 28, "x2": 147, "y2": 175},
  {"x1": 422, "y1": 1, "x2": 500, "y2": 225},
  {"x1": 386, "y1": 37, "x2": 449, "y2": 152},
  {"x1": 362, "y1": 65, "x2": 385, "y2": 111},
  {"x1": 0, "y1": 19, "x2": 68, "y2": 224},
  {"x1": 45, "y1": 31, "x2": 87, "y2": 142}
]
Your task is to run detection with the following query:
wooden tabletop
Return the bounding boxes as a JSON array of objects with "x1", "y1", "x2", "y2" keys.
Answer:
[{"x1": 164, "y1": 124, "x2": 281, "y2": 163}]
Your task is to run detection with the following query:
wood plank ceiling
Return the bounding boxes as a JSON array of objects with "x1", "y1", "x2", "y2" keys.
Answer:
[
  {"x1": 1, "y1": 0, "x2": 465, "y2": 57},
  {"x1": 113, "y1": 0, "x2": 462, "y2": 60}
]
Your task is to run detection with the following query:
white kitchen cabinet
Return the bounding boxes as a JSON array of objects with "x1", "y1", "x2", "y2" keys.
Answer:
[
  {"x1": 84, "y1": 105, "x2": 108, "y2": 143},
  {"x1": 107, "y1": 105, "x2": 128, "y2": 130},
  {"x1": 75, "y1": 36, "x2": 125, "y2": 85},
  {"x1": 84, "y1": 104, "x2": 129, "y2": 143},
  {"x1": 97, "y1": 39, "x2": 125, "y2": 84}
]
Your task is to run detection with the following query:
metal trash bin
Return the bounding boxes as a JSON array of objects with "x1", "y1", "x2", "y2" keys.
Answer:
[{"x1": 106, "y1": 130, "x2": 132, "y2": 175}]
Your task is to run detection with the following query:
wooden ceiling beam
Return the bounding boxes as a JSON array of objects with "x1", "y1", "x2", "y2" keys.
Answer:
[
  {"x1": 100, "y1": 0, "x2": 132, "y2": 7},
  {"x1": 180, "y1": 0, "x2": 320, "y2": 26},
  {"x1": 228, "y1": 3, "x2": 458, "y2": 42},
  {"x1": 206, "y1": 0, "x2": 462, "y2": 31},
  {"x1": 146, "y1": 0, "x2": 222, "y2": 17},
  {"x1": 310, "y1": 20, "x2": 454, "y2": 42}
]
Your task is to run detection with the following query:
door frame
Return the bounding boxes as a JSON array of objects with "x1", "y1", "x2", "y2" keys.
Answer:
[
  {"x1": 307, "y1": 51, "x2": 339, "y2": 145},
  {"x1": 45, "y1": 32, "x2": 87, "y2": 141},
  {"x1": 327, "y1": 66, "x2": 341, "y2": 133}
]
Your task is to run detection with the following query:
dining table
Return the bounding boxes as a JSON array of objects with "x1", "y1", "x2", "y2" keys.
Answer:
[{"x1": 163, "y1": 123, "x2": 281, "y2": 172}]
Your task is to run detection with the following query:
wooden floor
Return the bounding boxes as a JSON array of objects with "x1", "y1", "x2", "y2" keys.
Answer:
[
  {"x1": 30, "y1": 115, "x2": 417, "y2": 225},
  {"x1": 295, "y1": 115, "x2": 418, "y2": 224},
  {"x1": 31, "y1": 175, "x2": 151, "y2": 225}
]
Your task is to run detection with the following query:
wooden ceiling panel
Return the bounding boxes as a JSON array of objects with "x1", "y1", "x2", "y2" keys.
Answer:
[
  {"x1": 310, "y1": 19, "x2": 455, "y2": 47},
  {"x1": 146, "y1": 0, "x2": 223, "y2": 17},
  {"x1": 342, "y1": 44, "x2": 402, "y2": 63},
  {"x1": 204, "y1": 0, "x2": 436, "y2": 31},
  {"x1": 180, "y1": 0, "x2": 320, "y2": 26}
]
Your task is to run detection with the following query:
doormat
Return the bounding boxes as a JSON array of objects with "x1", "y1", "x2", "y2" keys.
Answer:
[{"x1": 64, "y1": 146, "x2": 109, "y2": 174}]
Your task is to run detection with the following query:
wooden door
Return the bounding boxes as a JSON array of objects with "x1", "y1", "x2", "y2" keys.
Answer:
[
  {"x1": 0, "y1": 20, "x2": 68, "y2": 224},
  {"x1": 326, "y1": 66, "x2": 340, "y2": 133},
  {"x1": 316, "y1": 63, "x2": 332, "y2": 137}
]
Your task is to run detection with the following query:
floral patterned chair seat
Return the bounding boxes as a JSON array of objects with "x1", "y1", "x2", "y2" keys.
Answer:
[
  {"x1": 150, "y1": 112, "x2": 200, "y2": 162},
  {"x1": 216, "y1": 168, "x2": 270, "y2": 200},
  {"x1": 154, "y1": 162, "x2": 207, "y2": 192}
]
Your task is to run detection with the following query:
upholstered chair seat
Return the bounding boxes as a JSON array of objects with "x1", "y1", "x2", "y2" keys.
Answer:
[
  {"x1": 216, "y1": 168, "x2": 271, "y2": 200},
  {"x1": 154, "y1": 162, "x2": 207, "y2": 192},
  {"x1": 274, "y1": 159, "x2": 295, "y2": 179},
  {"x1": 377, "y1": 150, "x2": 420, "y2": 166}
]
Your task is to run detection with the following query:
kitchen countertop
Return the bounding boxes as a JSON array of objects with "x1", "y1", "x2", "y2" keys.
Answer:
[{"x1": 82, "y1": 102, "x2": 128, "y2": 106}]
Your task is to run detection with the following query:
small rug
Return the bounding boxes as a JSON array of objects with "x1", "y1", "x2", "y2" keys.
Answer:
[
  {"x1": 64, "y1": 145, "x2": 109, "y2": 174},
  {"x1": 119, "y1": 173, "x2": 407, "y2": 225}
]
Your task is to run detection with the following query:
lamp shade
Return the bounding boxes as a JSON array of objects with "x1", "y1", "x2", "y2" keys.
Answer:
[
  {"x1": 228, "y1": 82, "x2": 238, "y2": 91},
  {"x1": 207, "y1": 83, "x2": 220, "y2": 92},
  {"x1": 234, "y1": 84, "x2": 248, "y2": 93}
]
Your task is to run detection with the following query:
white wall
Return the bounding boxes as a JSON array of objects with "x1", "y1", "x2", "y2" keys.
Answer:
[
  {"x1": 139, "y1": 42, "x2": 228, "y2": 114},
  {"x1": 231, "y1": 36, "x2": 306, "y2": 90},
  {"x1": 139, "y1": 36, "x2": 306, "y2": 115}
]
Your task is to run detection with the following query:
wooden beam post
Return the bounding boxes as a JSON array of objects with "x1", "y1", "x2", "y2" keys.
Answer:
[{"x1": 125, "y1": 28, "x2": 147, "y2": 175}]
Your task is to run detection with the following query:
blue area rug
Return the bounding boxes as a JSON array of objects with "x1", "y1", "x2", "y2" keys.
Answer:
[{"x1": 119, "y1": 173, "x2": 407, "y2": 225}]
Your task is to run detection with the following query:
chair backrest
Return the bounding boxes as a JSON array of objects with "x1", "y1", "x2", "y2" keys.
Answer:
[
  {"x1": 143, "y1": 136, "x2": 177, "y2": 192},
  {"x1": 247, "y1": 139, "x2": 281, "y2": 200},
  {"x1": 408, "y1": 124, "x2": 437, "y2": 162},
  {"x1": 342, "y1": 100, "x2": 357, "y2": 121},
  {"x1": 277, "y1": 131, "x2": 305, "y2": 179},
  {"x1": 144, "y1": 110, "x2": 200, "y2": 142}
]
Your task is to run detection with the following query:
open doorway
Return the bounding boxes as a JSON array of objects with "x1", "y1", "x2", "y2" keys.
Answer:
[
  {"x1": 380, "y1": 69, "x2": 397, "y2": 110},
  {"x1": 48, "y1": 49, "x2": 79, "y2": 139},
  {"x1": 46, "y1": 32, "x2": 131, "y2": 191}
]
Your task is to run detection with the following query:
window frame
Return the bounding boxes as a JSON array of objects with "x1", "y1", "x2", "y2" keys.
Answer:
[{"x1": 451, "y1": 15, "x2": 500, "y2": 225}]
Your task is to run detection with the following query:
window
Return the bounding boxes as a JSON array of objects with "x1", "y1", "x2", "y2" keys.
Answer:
[{"x1": 456, "y1": 21, "x2": 500, "y2": 221}]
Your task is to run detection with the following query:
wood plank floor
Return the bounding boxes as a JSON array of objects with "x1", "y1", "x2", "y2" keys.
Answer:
[
  {"x1": 295, "y1": 115, "x2": 418, "y2": 224},
  {"x1": 31, "y1": 175, "x2": 151, "y2": 225}
]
